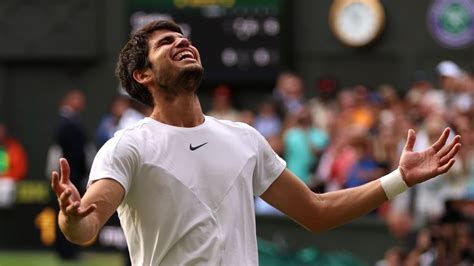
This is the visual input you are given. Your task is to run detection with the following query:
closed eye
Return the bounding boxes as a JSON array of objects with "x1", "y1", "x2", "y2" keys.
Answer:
[{"x1": 155, "y1": 36, "x2": 174, "y2": 49}]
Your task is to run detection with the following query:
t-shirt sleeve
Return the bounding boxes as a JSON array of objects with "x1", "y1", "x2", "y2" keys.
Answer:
[
  {"x1": 250, "y1": 126, "x2": 286, "y2": 196},
  {"x1": 88, "y1": 133, "x2": 140, "y2": 196}
]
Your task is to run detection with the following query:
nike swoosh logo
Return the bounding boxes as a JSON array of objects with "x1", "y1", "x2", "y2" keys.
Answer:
[{"x1": 189, "y1": 142, "x2": 208, "y2": 151}]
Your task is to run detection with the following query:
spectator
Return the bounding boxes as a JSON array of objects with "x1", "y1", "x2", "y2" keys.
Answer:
[
  {"x1": 0, "y1": 123, "x2": 28, "y2": 181},
  {"x1": 375, "y1": 246, "x2": 405, "y2": 266},
  {"x1": 96, "y1": 95, "x2": 131, "y2": 147},
  {"x1": 451, "y1": 114, "x2": 474, "y2": 198},
  {"x1": 254, "y1": 99, "x2": 281, "y2": 139},
  {"x1": 116, "y1": 98, "x2": 151, "y2": 131},
  {"x1": 407, "y1": 68, "x2": 446, "y2": 120},
  {"x1": 345, "y1": 136, "x2": 386, "y2": 189},
  {"x1": 384, "y1": 201, "x2": 474, "y2": 265},
  {"x1": 53, "y1": 89, "x2": 88, "y2": 261},
  {"x1": 207, "y1": 85, "x2": 240, "y2": 121},
  {"x1": 56, "y1": 90, "x2": 88, "y2": 191},
  {"x1": 437, "y1": 60, "x2": 469, "y2": 115},
  {"x1": 238, "y1": 109, "x2": 255, "y2": 127},
  {"x1": 308, "y1": 76, "x2": 338, "y2": 133},
  {"x1": 254, "y1": 99, "x2": 283, "y2": 155},
  {"x1": 351, "y1": 85, "x2": 376, "y2": 130},
  {"x1": 315, "y1": 124, "x2": 359, "y2": 192},
  {"x1": 272, "y1": 72, "x2": 305, "y2": 118},
  {"x1": 333, "y1": 89, "x2": 356, "y2": 130},
  {"x1": 371, "y1": 90, "x2": 401, "y2": 172},
  {"x1": 0, "y1": 122, "x2": 28, "y2": 208},
  {"x1": 283, "y1": 107, "x2": 328, "y2": 185}
]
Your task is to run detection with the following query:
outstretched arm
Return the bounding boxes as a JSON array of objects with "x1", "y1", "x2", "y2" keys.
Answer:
[
  {"x1": 261, "y1": 128, "x2": 461, "y2": 233},
  {"x1": 51, "y1": 158, "x2": 124, "y2": 245}
]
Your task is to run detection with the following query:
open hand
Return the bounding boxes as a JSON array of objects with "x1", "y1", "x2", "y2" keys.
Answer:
[
  {"x1": 51, "y1": 158, "x2": 96, "y2": 223},
  {"x1": 399, "y1": 128, "x2": 461, "y2": 187}
]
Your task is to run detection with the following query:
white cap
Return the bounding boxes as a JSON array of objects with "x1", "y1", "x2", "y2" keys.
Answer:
[{"x1": 437, "y1": 60, "x2": 463, "y2": 78}]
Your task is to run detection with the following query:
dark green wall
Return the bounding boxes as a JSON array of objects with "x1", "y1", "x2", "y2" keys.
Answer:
[
  {"x1": 257, "y1": 215, "x2": 399, "y2": 264},
  {"x1": 0, "y1": 0, "x2": 128, "y2": 179}
]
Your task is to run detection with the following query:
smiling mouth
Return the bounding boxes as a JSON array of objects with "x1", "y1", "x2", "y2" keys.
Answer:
[{"x1": 174, "y1": 50, "x2": 196, "y2": 61}]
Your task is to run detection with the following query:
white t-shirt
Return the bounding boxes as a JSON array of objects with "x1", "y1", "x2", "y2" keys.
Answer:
[{"x1": 88, "y1": 116, "x2": 286, "y2": 265}]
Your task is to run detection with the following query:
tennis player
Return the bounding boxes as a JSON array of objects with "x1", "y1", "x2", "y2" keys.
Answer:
[{"x1": 51, "y1": 20, "x2": 461, "y2": 265}]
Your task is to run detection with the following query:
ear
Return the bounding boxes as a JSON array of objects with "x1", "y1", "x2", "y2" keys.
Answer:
[{"x1": 132, "y1": 69, "x2": 153, "y2": 85}]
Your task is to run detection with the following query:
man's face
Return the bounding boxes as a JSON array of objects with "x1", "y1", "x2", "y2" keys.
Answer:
[
  {"x1": 70, "y1": 91, "x2": 86, "y2": 112},
  {"x1": 146, "y1": 29, "x2": 203, "y2": 94}
]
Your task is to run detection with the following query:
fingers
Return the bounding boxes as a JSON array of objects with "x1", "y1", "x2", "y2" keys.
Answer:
[
  {"x1": 77, "y1": 204, "x2": 97, "y2": 218},
  {"x1": 51, "y1": 171, "x2": 60, "y2": 193},
  {"x1": 59, "y1": 158, "x2": 70, "y2": 183},
  {"x1": 404, "y1": 129, "x2": 416, "y2": 152},
  {"x1": 59, "y1": 189, "x2": 73, "y2": 211},
  {"x1": 438, "y1": 159, "x2": 455, "y2": 174},
  {"x1": 60, "y1": 189, "x2": 96, "y2": 218},
  {"x1": 64, "y1": 202, "x2": 96, "y2": 218},
  {"x1": 431, "y1": 128, "x2": 451, "y2": 152},
  {"x1": 65, "y1": 201, "x2": 80, "y2": 213},
  {"x1": 439, "y1": 141, "x2": 461, "y2": 165},
  {"x1": 438, "y1": 135, "x2": 461, "y2": 155}
]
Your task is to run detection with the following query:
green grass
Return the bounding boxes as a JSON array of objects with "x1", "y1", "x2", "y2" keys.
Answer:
[{"x1": 0, "y1": 251, "x2": 124, "y2": 266}]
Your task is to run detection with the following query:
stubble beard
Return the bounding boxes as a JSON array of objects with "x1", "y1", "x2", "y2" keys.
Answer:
[{"x1": 157, "y1": 65, "x2": 204, "y2": 98}]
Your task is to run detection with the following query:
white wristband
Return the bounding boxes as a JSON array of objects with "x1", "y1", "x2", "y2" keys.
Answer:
[{"x1": 380, "y1": 168, "x2": 409, "y2": 200}]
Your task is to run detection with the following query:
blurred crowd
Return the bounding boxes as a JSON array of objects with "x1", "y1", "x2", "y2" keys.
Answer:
[
  {"x1": 205, "y1": 60, "x2": 474, "y2": 265},
  {"x1": 1, "y1": 59, "x2": 473, "y2": 264}
]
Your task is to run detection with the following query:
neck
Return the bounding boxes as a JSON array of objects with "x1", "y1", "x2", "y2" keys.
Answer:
[{"x1": 150, "y1": 90, "x2": 204, "y2": 127}]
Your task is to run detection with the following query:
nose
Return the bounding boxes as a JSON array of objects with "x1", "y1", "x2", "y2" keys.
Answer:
[{"x1": 175, "y1": 37, "x2": 191, "y2": 48}]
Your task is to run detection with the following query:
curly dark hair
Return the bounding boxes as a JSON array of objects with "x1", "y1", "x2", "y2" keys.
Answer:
[{"x1": 115, "y1": 20, "x2": 183, "y2": 107}]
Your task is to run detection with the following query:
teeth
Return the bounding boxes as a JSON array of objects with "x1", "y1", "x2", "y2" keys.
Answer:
[{"x1": 176, "y1": 51, "x2": 194, "y2": 61}]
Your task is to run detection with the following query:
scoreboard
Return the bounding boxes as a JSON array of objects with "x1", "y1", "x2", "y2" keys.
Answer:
[{"x1": 129, "y1": 0, "x2": 283, "y2": 82}]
